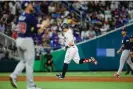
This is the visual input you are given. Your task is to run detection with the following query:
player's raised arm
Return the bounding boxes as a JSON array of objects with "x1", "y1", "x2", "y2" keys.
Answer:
[
  {"x1": 38, "y1": 17, "x2": 50, "y2": 33},
  {"x1": 29, "y1": 14, "x2": 50, "y2": 34}
]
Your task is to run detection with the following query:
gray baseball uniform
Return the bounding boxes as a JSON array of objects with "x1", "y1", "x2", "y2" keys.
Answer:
[
  {"x1": 10, "y1": 12, "x2": 38, "y2": 88},
  {"x1": 117, "y1": 35, "x2": 133, "y2": 74}
]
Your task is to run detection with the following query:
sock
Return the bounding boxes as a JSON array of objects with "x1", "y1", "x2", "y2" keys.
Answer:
[
  {"x1": 79, "y1": 58, "x2": 91, "y2": 64},
  {"x1": 11, "y1": 60, "x2": 25, "y2": 79},
  {"x1": 62, "y1": 63, "x2": 68, "y2": 77}
]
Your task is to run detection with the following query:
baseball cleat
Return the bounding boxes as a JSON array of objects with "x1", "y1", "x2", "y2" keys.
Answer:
[
  {"x1": 9, "y1": 75, "x2": 17, "y2": 88},
  {"x1": 56, "y1": 74, "x2": 64, "y2": 79},
  {"x1": 91, "y1": 57, "x2": 98, "y2": 65},
  {"x1": 27, "y1": 85, "x2": 42, "y2": 89},
  {"x1": 114, "y1": 73, "x2": 120, "y2": 78}
]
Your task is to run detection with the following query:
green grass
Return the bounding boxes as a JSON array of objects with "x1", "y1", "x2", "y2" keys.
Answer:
[
  {"x1": 0, "y1": 82, "x2": 132, "y2": 89},
  {"x1": 0, "y1": 72, "x2": 132, "y2": 89},
  {"x1": 0, "y1": 71, "x2": 132, "y2": 77}
]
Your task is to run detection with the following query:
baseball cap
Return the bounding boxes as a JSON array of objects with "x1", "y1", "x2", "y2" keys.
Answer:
[
  {"x1": 130, "y1": 35, "x2": 133, "y2": 38},
  {"x1": 62, "y1": 23, "x2": 69, "y2": 29},
  {"x1": 21, "y1": 1, "x2": 30, "y2": 10},
  {"x1": 122, "y1": 28, "x2": 127, "y2": 32}
]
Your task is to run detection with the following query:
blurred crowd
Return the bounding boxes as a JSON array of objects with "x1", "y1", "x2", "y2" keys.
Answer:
[
  {"x1": 0, "y1": 1, "x2": 81, "y2": 50},
  {"x1": 0, "y1": 1, "x2": 133, "y2": 57},
  {"x1": 66, "y1": 1, "x2": 133, "y2": 39}
]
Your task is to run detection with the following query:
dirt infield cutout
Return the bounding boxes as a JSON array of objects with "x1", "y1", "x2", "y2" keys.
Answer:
[{"x1": 0, "y1": 76, "x2": 132, "y2": 82}]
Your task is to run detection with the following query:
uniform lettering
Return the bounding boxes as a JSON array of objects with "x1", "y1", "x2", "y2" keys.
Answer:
[
  {"x1": 18, "y1": 22, "x2": 27, "y2": 34},
  {"x1": 126, "y1": 40, "x2": 129, "y2": 42},
  {"x1": 122, "y1": 40, "x2": 123, "y2": 43}
]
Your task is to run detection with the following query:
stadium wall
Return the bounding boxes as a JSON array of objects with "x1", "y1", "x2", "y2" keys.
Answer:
[
  {"x1": 38, "y1": 23, "x2": 133, "y2": 72},
  {"x1": 0, "y1": 23, "x2": 133, "y2": 72}
]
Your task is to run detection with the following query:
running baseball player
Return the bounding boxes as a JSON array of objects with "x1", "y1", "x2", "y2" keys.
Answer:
[
  {"x1": 125, "y1": 35, "x2": 133, "y2": 75},
  {"x1": 130, "y1": 35, "x2": 133, "y2": 58},
  {"x1": 56, "y1": 23, "x2": 98, "y2": 79},
  {"x1": 9, "y1": 2, "x2": 50, "y2": 89},
  {"x1": 114, "y1": 28, "x2": 133, "y2": 77}
]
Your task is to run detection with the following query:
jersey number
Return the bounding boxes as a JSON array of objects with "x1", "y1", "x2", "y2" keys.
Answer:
[{"x1": 18, "y1": 22, "x2": 26, "y2": 34}]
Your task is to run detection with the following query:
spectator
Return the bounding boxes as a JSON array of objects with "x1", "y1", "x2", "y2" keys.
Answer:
[
  {"x1": 123, "y1": 15, "x2": 130, "y2": 24},
  {"x1": 0, "y1": 22, "x2": 5, "y2": 33},
  {"x1": 1, "y1": 47, "x2": 9, "y2": 60},
  {"x1": 1, "y1": 13, "x2": 8, "y2": 24},
  {"x1": 63, "y1": 8, "x2": 70, "y2": 17},
  {"x1": 114, "y1": 1, "x2": 120, "y2": 10},
  {"x1": 51, "y1": 22, "x2": 58, "y2": 31},
  {"x1": 73, "y1": 29, "x2": 82, "y2": 43},
  {"x1": 50, "y1": 30, "x2": 61, "y2": 50},
  {"x1": 58, "y1": 32, "x2": 64, "y2": 46},
  {"x1": 4, "y1": 23, "x2": 12, "y2": 36},
  {"x1": 110, "y1": 2, "x2": 115, "y2": 11},
  {"x1": 81, "y1": 30, "x2": 89, "y2": 40},
  {"x1": 16, "y1": 1, "x2": 22, "y2": 16},
  {"x1": 56, "y1": 17, "x2": 63, "y2": 26},
  {"x1": 52, "y1": 12, "x2": 60, "y2": 19},
  {"x1": 48, "y1": 2, "x2": 56, "y2": 13},
  {"x1": 100, "y1": 21, "x2": 110, "y2": 34},
  {"x1": 9, "y1": 2, "x2": 16, "y2": 15},
  {"x1": 87, "y1": 26, "x2": 96, "y2": 39},
  {"x1": 72, "y1": 1, "x2": 81, "y2": 10},
  {"x1": 104, "y1": 7, "x2": 112, "y2": 21},
  {"x1": 42, "y1": 30, "x2": 50, "y2": 47},
  {"x1": 11, "y1": 18, "x2": 17, "y2": 31},
  {"x1": 128, "y1": 8, "x2": 133, "y2": 20},
  {"x1": 112, "y1": 8, "x2": 120, "y2": 19},
  {"x1": 34, "y1": 2, "x2": 41, "y2": 15},
  {"x1": 3, "y1": 2, "x2": 10, "y2": 14},
  {"x1": 0, "y1": 1, "x2": 133, "y2": 52},
  {"x1": 44, "y1": 49, "x2": 54, "y2": 72},
  {"x1": 40, "y1": 1, "x2": 48, "y2": 15},
  {"x1": 98, "y1": 11, "x2": 105, "y2": 20}
]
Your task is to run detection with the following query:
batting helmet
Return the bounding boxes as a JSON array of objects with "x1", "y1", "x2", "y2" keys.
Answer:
[
  {"x1": 122, "y1": 28, "x2": 127, "y2": 32},
  {"x1": 62, "y1": 23, "x2": 69, "y2": 29}
]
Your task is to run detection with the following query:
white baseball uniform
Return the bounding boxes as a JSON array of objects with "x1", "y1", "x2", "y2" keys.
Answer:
[{"x1": 63, "y1": 28, "x2": 80, "y2": 64}]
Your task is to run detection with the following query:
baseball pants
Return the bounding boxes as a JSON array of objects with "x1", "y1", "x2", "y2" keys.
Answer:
[
  {"x1": 64, "y1": 45, "x2": 80, "y2": 64},
  {"x1": 117, "y1": 50, "x2": 133, "y2": 74},
  {"x1": 10, "y1": 37, "x2": 35, "y2": 88}
]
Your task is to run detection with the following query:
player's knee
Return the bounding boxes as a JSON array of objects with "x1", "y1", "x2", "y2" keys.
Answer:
[{"x1": 74, "y1": 60, "x2": 79, "y2": 64}]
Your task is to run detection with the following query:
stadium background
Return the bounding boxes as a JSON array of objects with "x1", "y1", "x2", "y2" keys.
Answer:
[{"x1": 0, "y1": 1, "x2": 132, "y2": 89}]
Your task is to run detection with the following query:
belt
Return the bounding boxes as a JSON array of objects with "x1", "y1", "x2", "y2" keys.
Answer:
[
  {"x1": 65, "y1": 45, "x2": 75, "y2": 50},
  {"x1": 68, "y1": 45, "x2": 74, "y2": 47},
  {"x1": 19, "y1": 36, "x2": 32, "y2": 38}
]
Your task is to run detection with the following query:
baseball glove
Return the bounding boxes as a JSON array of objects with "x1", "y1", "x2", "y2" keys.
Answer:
[{"x1": 130, "y1": 52, "x2": 133, "y2": 58}]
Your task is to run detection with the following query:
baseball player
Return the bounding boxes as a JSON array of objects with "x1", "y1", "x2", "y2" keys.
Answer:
[
  {"x1": 9, "y1": 2, "x2": 50, "y2": 89},
  {"x1": 125, "y1": 35, "x2": 133, "y2": 75},
  {"x1": 114, "y1": 28, "x2": 133, "y2": 77},
  {"x1": 56, "y1": 23, "x2": 98, "y2": 79}
]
